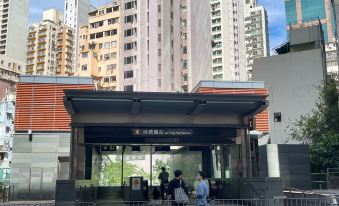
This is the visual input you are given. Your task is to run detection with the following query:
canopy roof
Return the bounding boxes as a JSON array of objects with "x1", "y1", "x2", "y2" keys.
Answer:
[{"x1": 63, "y1": 90, "x2": 268, "y2": 117}]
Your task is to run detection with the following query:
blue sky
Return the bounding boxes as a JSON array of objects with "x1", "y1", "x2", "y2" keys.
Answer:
[{"x1": 29, "y1": 0, "x2": 286, "y2": 52}]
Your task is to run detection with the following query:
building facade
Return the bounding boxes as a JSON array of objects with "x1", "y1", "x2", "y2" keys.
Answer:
[
  {"x1": 77, "y1": 4, "x2": 120, "y2": 90},
  {"x1": 285, "y1": 0, "x2": 339, "y2": 76},
  {"x1": 0, "y1": 55, "x2": 25, "y2": 84},
  {"x1": 64, "y1": 0, "x2": 91, "y2": 73},
  {"x1": 26, "y1": 9, "x2": 75, "y2": 76},
  {"x1": 245, "y1": 3, "x2": 270, "y2": 80},
  {"x1": 0, "y1": 0, "x2": 29, "y2": 63},
  {"x1": 0, "y1": 88, "x2": 15, "y2": 179},
  {"x1": 253, "y1": 25, "x2": 326, "y2": 144},
  {"x1": 11, "y1": 76, "x2": 93, "y2": 200},
  {"x1": 78, "y1": 0, "x2": 212, "y2": 92},
  {"x1": 210, "y1": 0, "x2": 246, "y2": 81}
]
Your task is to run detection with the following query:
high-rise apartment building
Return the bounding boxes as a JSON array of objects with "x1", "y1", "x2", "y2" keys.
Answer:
[
  {"x1": 78, "y1": 4, "x2": 120, "y2": 90},
  {"x1": 0, "y1": 0, "x2": 29, "y2": 84},
  {"x1": 210, "y1": 0, "x2": 246, "y2": 81},
  {"x1": 26, "y1": 9, "x2": 75, "y2": 76},
  {"x1": 285, "y1": 0, "x2": 339, "y2": 76},
  {"x1": 64, "y1": 0, "x2": 91, "y2": 73},
  {"x1": 244, "y1": 1, "x2": 270, "y2": 80},
  {"x1": 0, "y1": 0, "x2": 29, "y2": 63},
  {"x1": 78, "y1": 0, "x2": 212, "y2": 92}
]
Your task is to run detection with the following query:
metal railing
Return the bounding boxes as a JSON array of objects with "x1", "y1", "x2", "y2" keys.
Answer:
[
  {"x1": 0, "y1": 198, "x2": 338, "y2": 206},
  {"x1": 52, "y1": 198, "x2": 338, "y2": 206},
  {"x1": 311, "y1": 168, "x2": 339, "y2": 190}
]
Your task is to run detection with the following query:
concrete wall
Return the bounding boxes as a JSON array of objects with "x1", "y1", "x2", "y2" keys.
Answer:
[
  {"x1": 10, "y1": 132, "x2": 70, "y2": 200},
  {"x1": 259, "y1": 144, "x2": 312, "y2": 190},
  {"x1": 253, "y1": 48, "x2": 325, "y2": 144},
  {"x1": 6, "y1": 0, "x2": 29, "y2": 62}
]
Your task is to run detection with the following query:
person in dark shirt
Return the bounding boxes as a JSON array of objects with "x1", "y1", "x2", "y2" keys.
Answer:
[
  {"x1": 158, "y1": 167, "x2": 169, "y2": 200},
  {"x1": 167, "y1": 170, "x2": 189, "y2": 206}
]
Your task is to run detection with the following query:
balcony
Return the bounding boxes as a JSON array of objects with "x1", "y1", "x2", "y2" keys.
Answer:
[
  {"x1": 38, "y1": 33, "x2": 47, "y2": 38},
  {"x1": 26, "y1": 66, "x2": 34, "y2": 72},
  {"x1": 39, "y1": 27, "x2": 47, "y2": 32},
  {"x1": 36, "y1": 66, "x2": 45, "y2": 71},
  {"x1": 37, "y1": 61, "x2": 45, "y2": 65},
  {"x1": 38, "y1": 40, "x2": 46, "y2": 45}
]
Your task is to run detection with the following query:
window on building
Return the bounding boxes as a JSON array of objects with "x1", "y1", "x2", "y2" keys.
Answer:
[
  {"x1": 108, "y1": 17, "x2": 119, "y2": 25},
  {"x1": 95, "y1": 32, "x2": 103, "y2": 39},
  {"x1": 99, "y1": 43, "x2": 103, "y2": 49},
  {"x1": 81, "y1": 64, "x2": 87, "y2": 71},
  {"x1": 111, "y1": 52, "x2": 117, "y2": 59},
  {"x1": 213, "y1": 74, "x2": 223, "y2": 80},
  {"x1": 107, "y1": 64, "x2": 116, "y2": 70},
  {"x1": 125, "y1": 2, "x2": 135, "y2": 10},
  {"x1": 106, "y1": 7, "x2": 113, "y2": 13},
  {"x1": 5, "y1": 127, "x2": 10, "y2": 133},
  {"x1": 90, "y1": 21, "x2": 103, "y2": 29},
  {"x1": 183, "y1": 74, "x2": 188, "y2": 81},
  {"x1": 158, "y1": 79, "x2": 161, "y2": 87},
  {"x1": 104, "y1": 54, "x2": 110, "y2": 60},
  {"x1": 111, "y1": 41, "x2": 117, "y2": 47},
  {"x1": 113, "y1": 6, "x2": 119, "y2": 11},
  {"x1": 183, "y1": 46, "x2": 187, "y2": 54},
  {"x1": 158, "y1": 49, "x2": 161, "y2": 56},
  {"x1": 110, "y1": 76, "x2": 116, "y2": 82},
  {"x1": 124, "y1": 42, "x2": 134, "y2": 50},
  {"x1": 82, "y1": 52, "x2": 88, "y2": 58},
  {"x1": 105, "y1": 30, "x2": 111, "y2": 36},
  {"x1": 125, "y1": 15, "x2": 134, "y2": 23},
  {"x1": 111, "y1": 29, "x2": 117, "y2": 36},
  {"x1": 124, "y1": 70, "x2": 134, "y2": 78},
  {"x1": 124, "y1": 85, "x2": 133, "y2": 92},
  {"x1": 104, "y1": 42, "x2": 110, "y2": 49},
  {"x1": 124, "y1": 56, "x2": 135, "y2": 64},
  {"x1": 124, "y1": 28, "x2": 134, "y2": 37}
]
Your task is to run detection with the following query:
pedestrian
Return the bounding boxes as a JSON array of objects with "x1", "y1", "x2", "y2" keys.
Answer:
[
  {"x1": 158, "y1": 167, "x2": 169, "y2": 200},
  {"x1": 194, "y1": 171, "x2": 209, "y2": 206},
  {"x1": 167, "y1": 170, "x2": 189, "y2": 206}
]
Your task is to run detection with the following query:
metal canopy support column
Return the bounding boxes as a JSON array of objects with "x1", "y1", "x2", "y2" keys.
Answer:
[
  {"x1": 238, "y1": 129, "x2": 251, "y2": 178},
  {"x1": 121, "y1": 146, "x2": 126, "y2": 187},
  {"x1": 220, "y1": 146, "x2": 226, "y2": 179},
  {"x1": 150, "y1": 146, "x2": 153, "y2": 188},
  {"x1": 70, "y1": 127, "x2": 86, "y2": 180}
]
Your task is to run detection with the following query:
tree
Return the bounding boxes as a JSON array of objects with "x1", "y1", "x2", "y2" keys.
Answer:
[
  {"x1": 288, "y1": 76, "x2": 339, "y2": 172},
  {"x1": 152, "y1": 159, "x2": 172, "y2": 185},
  {"x1": 101, "y1": 161, "x2": 149, "y2": 186}
]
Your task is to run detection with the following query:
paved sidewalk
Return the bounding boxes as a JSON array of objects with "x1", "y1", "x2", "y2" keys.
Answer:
[{"x1": 0, "y1": 200, "x2": 54, "y2": 205}]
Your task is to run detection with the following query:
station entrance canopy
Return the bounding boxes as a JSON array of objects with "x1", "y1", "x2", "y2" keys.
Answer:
[{"x1": 63, "y1": 90, "x2": 268, "y2": 180}]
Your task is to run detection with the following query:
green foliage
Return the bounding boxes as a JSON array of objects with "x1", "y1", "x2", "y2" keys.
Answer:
[
  {"x1": 289, "y1": 76, "x2": 339, "y2": 172},
  {"x1": 101, "y1": 161, "x2": 149, "y2": 186},
  {"x1": 310, "y1": 134, "x2": 339, "y2": 172},
  {"x1": 100, "y1": 158, "x2": 172, "y2": 186},
  {"x1": 152, "y1": 159, "x2": 172, "y2": 185}
]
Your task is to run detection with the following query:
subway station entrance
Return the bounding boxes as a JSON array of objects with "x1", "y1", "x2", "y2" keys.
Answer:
[{"x1": 62, "y1": 90, "x2": 268, "y2": 202}]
